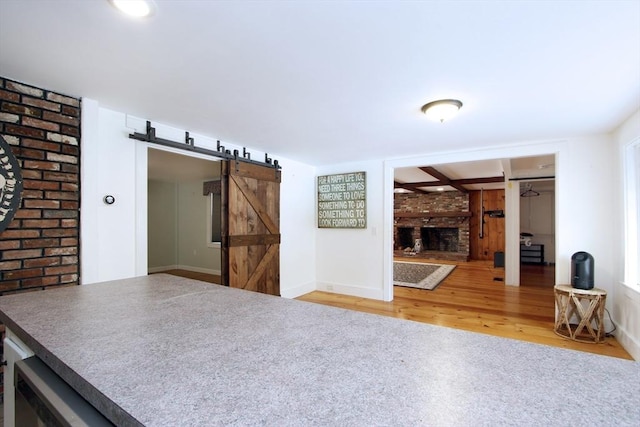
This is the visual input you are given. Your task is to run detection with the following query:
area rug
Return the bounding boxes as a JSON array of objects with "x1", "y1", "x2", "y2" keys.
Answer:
[{"x1": 393, "y1": 261, "x2": 456, "y2": 290}]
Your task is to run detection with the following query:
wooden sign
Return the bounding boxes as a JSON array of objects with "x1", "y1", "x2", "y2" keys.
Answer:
[{"x1": 317, "y1": 172, "x2": 366, "y2": 228}]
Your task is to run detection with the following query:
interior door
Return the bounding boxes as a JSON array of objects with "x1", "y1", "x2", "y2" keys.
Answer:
[{"x1": 221, "y1": 160, "x2": 281, "y2": 296}]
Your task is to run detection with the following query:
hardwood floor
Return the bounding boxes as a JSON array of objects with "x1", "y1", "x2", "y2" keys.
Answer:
[
  {"x1": 159, "y1": 262, "x2": 633, "y2": 360},
  {"x1": 298, "y1": 258, "x2": 634, "y2": 360}
]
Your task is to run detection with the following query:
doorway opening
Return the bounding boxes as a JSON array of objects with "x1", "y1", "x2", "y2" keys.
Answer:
[
  {"x1": 147, "y1": 148, "x2": 222, "y2": 282},
  {"x1": 519, "y1": 179, "x2": 556, "y2": 287}
]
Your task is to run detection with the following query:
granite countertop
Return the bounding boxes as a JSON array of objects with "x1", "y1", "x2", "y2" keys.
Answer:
[{"x1": 0, "y1": 274, "x2": 638, "y2": 426}]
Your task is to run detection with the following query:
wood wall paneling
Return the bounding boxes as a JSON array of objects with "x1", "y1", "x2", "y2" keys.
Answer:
[{"x1": 469, "y1": 189, "x2": 505, "y2": 261}]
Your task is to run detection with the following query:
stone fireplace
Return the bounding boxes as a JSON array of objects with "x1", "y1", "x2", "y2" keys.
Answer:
[
  {"x1": 421, "y1": 227, "x2": 459, "y2": 252},
  {"x1": 394, "y1": 192, "x2": 470, "y2": 261}
]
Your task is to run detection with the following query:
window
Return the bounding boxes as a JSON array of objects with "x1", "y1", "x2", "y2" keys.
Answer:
[
  {"x1": 624, "y1": 137, "x2": 640, "y2": 288},
  {"x1": 205, "y1": 181, "x2": 222, "y2": 248}
]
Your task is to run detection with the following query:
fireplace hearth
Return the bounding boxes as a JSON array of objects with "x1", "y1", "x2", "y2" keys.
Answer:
[{"x1": 421, "y1": 227, "x2": 459, "y2": 252}]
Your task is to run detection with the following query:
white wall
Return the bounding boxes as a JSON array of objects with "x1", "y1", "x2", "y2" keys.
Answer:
[
  {"x1": 612, "y1": 109, "x2": 640, "y2": 360},
  {"x1": 81, "y1": 100, "x2": 317, "y2": 298},
  {"x1": 81, "y1": 102, "x2": 144, "y2": 284},
  {"x1": 278, "y1": 158, "x2": 317, "y2": 298},
  {"x1": 315, "y1": 161, "x2": 386, "y2": 299},
  {"x1": 148, "y1": 180, "x2": 177, "y2": 270},
  {"x1": 176, "y1": 180, "x2": 220, "y2": 274}
]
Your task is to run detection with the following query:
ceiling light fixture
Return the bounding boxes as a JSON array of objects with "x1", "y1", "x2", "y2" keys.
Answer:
[
  {"x1": 421, "y1": 99, "x2": 463, "y2": 123},
  {"x1": 109, "y1": 0, "x2": 156, "y2": 18}
]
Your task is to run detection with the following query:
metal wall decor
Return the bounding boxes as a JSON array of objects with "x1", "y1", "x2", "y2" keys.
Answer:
[
  {"x1": 0, "y1": 135, "x2": 23, "y2": 233},
  {"x1": 129, "y1": 121, "x2": 281, "y2": 172}
]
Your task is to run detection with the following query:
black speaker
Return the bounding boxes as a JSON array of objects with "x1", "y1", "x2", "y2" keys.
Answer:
[{"x1": 571, "y1": 251, "x2": 594, "y2": 289}]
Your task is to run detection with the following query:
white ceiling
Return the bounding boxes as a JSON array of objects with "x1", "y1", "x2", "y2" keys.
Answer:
[
  {"x1": 394, "y1": 154, "x2": 555, "y2": 192},
  {"x1": 1, "y1": 1, "x2": 638, "y2": 170}
]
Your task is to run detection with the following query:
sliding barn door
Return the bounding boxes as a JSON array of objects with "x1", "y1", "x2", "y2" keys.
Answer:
[{"x1": 221, "y1": 160, "x2": 281, "y2": 296}]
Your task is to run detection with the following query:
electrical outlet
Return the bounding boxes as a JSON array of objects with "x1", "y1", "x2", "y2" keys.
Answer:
[{"x1": 327, "y1": 284, "x2": 333, "y2": 291}]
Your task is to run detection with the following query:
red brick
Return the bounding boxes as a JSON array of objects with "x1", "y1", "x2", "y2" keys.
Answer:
[
  {"x1": 20, "y1": 169, "x2": 43, "y2": 180},
  {"x1": 23, "y1": 180, "x2": 60, "y2": 190},
  {"x1": 60, "y1": 125, "x2": 79, "y2": 137},
  {"x1": 59, "y1": 274, "x2": 79, "y2": 284},
  {"x1": 14, "y1": 146, "x2": 45, "y2": 160},
  {"x1": 3, "y1": 268, "x2": 43, "y2": 280},
  {"x1": 60, "y1": 183, "x2": 79, "y2": 192},
  {"x1": 21, "y1": 189, "x2": 44, "y2": 199},
  {"x1": 23, "y1": 199, "x2": 60, "y2": 209},
  {"x1": 2, "y1": 102, "x2": 42, "y2": 118},
  {"x1": 43, "y1": 210, "x2": 77, "y2": 219},
  {"x1": 43, "y1": 171, "x2": 78, "y2": 182},
  {"x1": 0, "y1": 89, "x2": 20, "y2": 102},
  {"x1": 60, "y1": 237, "x2": 78, "y2": 246},
  {"x1": 22, "y1": 238, "x2": 59, "y2": 249},
  {"x1": 60, "y1": 201, "x2": 79, "y2": 210},
  {"x1": 22, "y1": 96, "x2": 61, "y2": 112},
  {"x1": 0, "y1": 260, "x2": 21, "y2": 270},
  {"x1": 22, "y1": 138, "x2": 61, "y2": 152},
  {"x1": 0, "y1": 229, "x2": 40, "y2": 239},
  {"x1": 61, "y1": 145, "x2": 79, "y2": 156},
  {"x1": 0, "y1": 240, "x2": 20, "y2": 250},
  {"x1": 2, "y1": 78, "x2": 79, "y2": 294},
  {"x1": 61, "y1": 164, "x2": 79, "y2": 173},
  {"x1": 22, "y1": 276, "x2": 60, "y2": 288},
  {"x1": 61, "y1": 255, "x2": 78, "y2": 265},
  {"x1": 61, "y1": 105, "x2": 79, "y2": 117},
  {"x1": 45, "y1": 191, "x2": 78, "y2": 201},
  {"x1": 22, "y1": 116, "x2": 60, "y2": 132},
  {"x1": 2, "y1": 249, "x2": 42, "y2": 260},
  {"x1": 4, "y1": 123, "x2": 45, "y2": 139},
  {"x1": 22, "y1": 160, "x2": 60, "y2": 171},
  {"x1": 45, "y1": 265, "x2": 77, "y2": 275},
  {"x1": 22, "y1": 219, "x2": 59, "y2": 228},
  {"x1": 24, "y1": 257, "x2": 61, "y2": 268},
  {"x1": 42, "y1": 228, "x2": 77, "y2": 238},
  {"x1": 0, "y1": 281, "x2": 20, "y2": 292},
  {"x1": 61, "y1": 219, "x2": 78, "y2": 228},
  {"x1": 42, "y1": 111, "x2": 79, "y2": 127},
  {"x1": 14, "y1": 209, "x2": 41, "y2": 219}
]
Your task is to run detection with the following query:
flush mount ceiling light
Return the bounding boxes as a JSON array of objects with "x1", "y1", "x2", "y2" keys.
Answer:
[
  {"x1": 109, "y1": 0, "x2": 156, "y2": 18},
  {"x1": 421, "y1": 99, "x2": 463, "y2": 123}
]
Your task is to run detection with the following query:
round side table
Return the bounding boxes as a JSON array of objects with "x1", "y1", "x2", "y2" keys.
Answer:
[{"x1": 554, "y1": 284, "x2": 607, "y2": 343}]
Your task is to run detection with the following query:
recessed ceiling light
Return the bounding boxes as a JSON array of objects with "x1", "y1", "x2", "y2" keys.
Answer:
[
  {"x1": 109, "y1": 0, "x2": 156, "y2": 18},
  {"x1": 436, "y1": 187, "x2": 445, "y2": 191}
]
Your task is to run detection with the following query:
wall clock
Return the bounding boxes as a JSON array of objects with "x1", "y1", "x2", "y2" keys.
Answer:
[{"x1": 0, "y1": 134, "x2": 23, "y2": 233}]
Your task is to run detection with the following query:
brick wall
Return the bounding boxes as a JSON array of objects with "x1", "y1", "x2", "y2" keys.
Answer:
[
  {"x1": 394, "y1": 191, "x2": 470, "y2": 261},
  {"x1": 0, "y1": 77, "x2": 81, "y2": 295}
]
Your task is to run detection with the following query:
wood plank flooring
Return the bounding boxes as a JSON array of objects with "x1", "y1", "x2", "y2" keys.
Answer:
[
  {"x1": 298, "y1": 258, "x2": 633, "y2": 360},
  {"x1": 159, "y1": 261, "x2": 633, "y2": 360}
]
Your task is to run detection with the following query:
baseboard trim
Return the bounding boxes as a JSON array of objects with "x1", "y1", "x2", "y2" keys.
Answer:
[
  {"x1": 177, "y1": 265, "x2": 221, "y2": 276},
  {"x1": 316, "y1": 281, "x2": 384, "y2": 300},
  {"x1": 148, "y1": 265, "x2": 221, "y2": 276}
]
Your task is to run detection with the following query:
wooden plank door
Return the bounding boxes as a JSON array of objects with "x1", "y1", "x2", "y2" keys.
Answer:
[{"x1": 221, "y1": 160, "x2": 281, "y2": 296}]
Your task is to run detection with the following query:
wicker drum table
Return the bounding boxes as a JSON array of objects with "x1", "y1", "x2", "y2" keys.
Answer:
[{"x1": 554, "y1": 284, "x2": 607, "y2": 343}]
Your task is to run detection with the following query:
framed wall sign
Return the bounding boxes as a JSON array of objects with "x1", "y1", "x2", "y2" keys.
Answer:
[{"x1": 317, "y1": 171, "x2": 366, "y2": 228}]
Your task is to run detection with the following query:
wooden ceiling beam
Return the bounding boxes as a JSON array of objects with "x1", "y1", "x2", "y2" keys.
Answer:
[{"x1": 419, "y1": 166, "x2": 468, "y2": 193}]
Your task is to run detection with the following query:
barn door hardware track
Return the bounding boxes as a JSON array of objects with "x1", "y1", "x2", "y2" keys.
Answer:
[{"x1": 129, "y1": 121, "x2": 281, "y2": 170}]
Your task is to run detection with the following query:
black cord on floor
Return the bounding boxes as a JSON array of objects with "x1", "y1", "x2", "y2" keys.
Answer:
[{"x1": 604, "y1": 308, "x2": 617, "y2": 337}]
